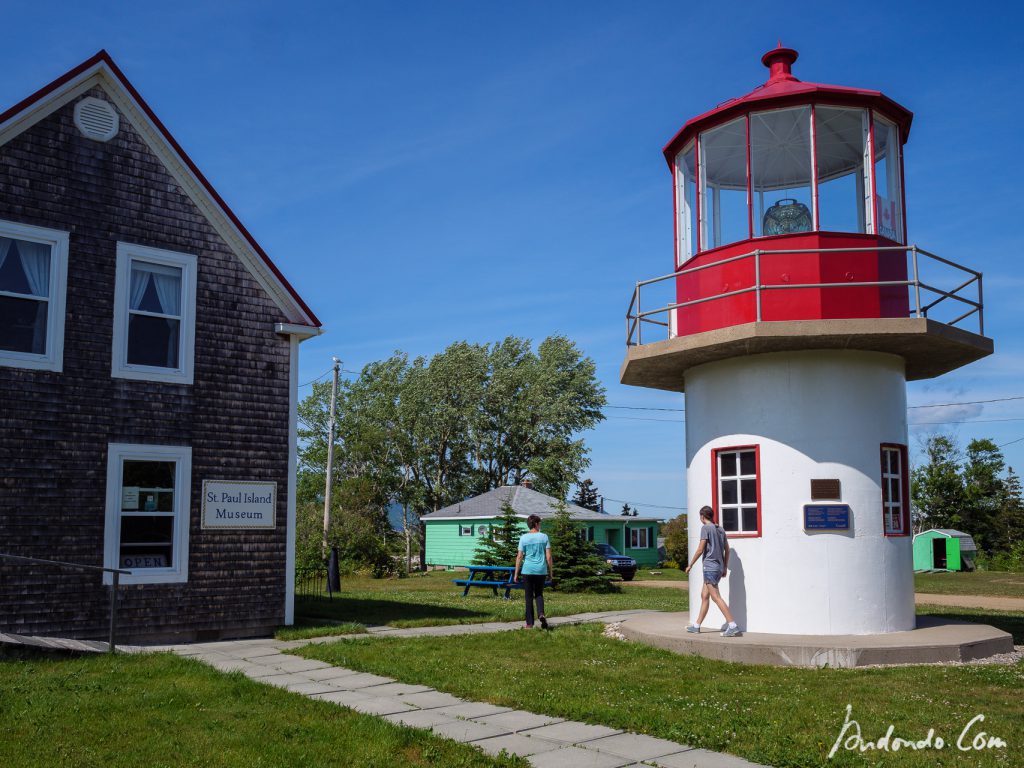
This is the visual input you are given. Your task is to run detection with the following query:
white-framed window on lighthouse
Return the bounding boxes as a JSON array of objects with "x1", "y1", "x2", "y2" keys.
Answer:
[
  {"x1": 880, "y1": 443, "x2": 909, "y2": 536},
  {"x1": 713, "y1": 445, "x2": 761, "y2": 537},
  {"x1": 675, "y1": 141, "x2": 698, "y2": 265},
  {"x1": 103, "y1": 443, "x2": 192, "y2": 585}
]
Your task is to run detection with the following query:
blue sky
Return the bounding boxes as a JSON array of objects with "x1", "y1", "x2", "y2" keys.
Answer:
[{"x1": 3, "y1": 1, "x2": 1023, "y2": 517}]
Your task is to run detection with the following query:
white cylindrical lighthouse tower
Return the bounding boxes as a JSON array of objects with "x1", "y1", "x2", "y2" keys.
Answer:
[{"x1": 622, "y1": 48, "x2": 993, "y2": 635}]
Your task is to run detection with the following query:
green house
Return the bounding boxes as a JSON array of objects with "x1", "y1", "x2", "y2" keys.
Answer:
[
  {"x1": 913, "y1": 529, "x2": 978, "y2": 572},
  {"x1": 422, "y1": 485, "x2": 663, "y2": 568}
]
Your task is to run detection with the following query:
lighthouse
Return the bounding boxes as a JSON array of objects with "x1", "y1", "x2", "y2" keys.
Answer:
[{"x1": 622, "y1": 48, "x2": 992, "y2": 635}]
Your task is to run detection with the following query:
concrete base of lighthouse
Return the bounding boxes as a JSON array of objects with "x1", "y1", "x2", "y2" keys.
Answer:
[{"x1": 616, "y1": 613, "x2": 1014, "y2": 668}]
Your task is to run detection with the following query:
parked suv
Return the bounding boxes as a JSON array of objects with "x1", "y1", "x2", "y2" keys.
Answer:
[{"x1": 594, "y1": 543, "x2": 637, "y2": 581}]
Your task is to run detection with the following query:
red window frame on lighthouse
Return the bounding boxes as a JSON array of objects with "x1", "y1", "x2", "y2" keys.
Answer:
[
  {"x1": 711, "y1": 445, "x2": 762, "y2": 538},
  {"x1": 880, "y1": 443, "x2": 910, "y2": 536}
]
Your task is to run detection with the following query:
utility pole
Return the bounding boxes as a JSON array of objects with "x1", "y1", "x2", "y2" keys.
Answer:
[{"x1": 322, "y1": 357, "x2": 341, "y2": 556}]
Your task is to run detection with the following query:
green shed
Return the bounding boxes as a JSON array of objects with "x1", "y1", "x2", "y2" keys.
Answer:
[
  {"x1": 913, "y1": 529, "x2": 978, "y2": 572},
  {"x1": 422, "y1": 485, "x2": 662, "y2": 568}
]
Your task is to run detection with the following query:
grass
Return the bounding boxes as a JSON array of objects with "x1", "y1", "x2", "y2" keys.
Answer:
[
  {"x1": 294, "y1": 616, "x2": 1023, "y2": 768},
  {"x1": 0, "y1": 649, "x2": 526, "y2": 768},
  {"x1": 915, "y1": 571, "x2": 1024, "y2": 598},
  {"x1": 279, "y1": 570, "x2": 686, "y2": 640},
  {"x1": 622, "y1": 567, "x2": 688, "y2": 582}
]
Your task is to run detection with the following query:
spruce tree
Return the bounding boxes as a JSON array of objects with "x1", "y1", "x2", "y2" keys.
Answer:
[
  {"x1": 547, "y1": 502, "x2": 616, "y2": 593},
  {"x1": 472, "y1": 501, "x2": 522, "y2": 566},
  {"x1": 572, "y1": 479, "x2": 601, "y2": 512}
]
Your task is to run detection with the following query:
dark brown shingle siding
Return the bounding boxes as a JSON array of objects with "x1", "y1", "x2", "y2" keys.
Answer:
[{"x1": 0, "y1": 87, "x2": 292, "y2": 641}]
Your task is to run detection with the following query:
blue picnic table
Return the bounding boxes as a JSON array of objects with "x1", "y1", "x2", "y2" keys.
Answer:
[{"x1": 453, "y1": 565, "x2": 551, "y2": 599}]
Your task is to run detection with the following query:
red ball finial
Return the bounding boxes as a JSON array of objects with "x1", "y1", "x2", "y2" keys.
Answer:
[{"x1": 761, "y1": 45, "x2": 799, "y2": 83}]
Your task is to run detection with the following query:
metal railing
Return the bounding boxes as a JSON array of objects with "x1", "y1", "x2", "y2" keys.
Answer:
[
  {"x1": 626, "y1": 244, "x2": 984, "y2": 346},
  {"x1": 0, "y1": 553, "x2": 131, "y2": 653}
]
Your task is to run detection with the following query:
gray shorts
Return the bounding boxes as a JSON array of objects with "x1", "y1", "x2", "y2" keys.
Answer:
[{"x1": 703, "y1": 567, "x2": 722, "y2": 587}]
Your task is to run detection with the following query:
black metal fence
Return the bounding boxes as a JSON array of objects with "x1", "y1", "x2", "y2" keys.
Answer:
[{"x1": 295, "y1": 548, "x2": 341, "y2": 600}]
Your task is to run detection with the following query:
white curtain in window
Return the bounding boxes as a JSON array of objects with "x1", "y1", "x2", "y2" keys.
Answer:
[
  {"x1": 151, "y1": 270, "x2": 181, "y2": 317},
  {"x1": 17, "y1": 240, "x2": 51, "y2": 298},
  {"x1": 130, "y1": 262, "x2": 181, "y2": 316},
  {"x1": 129, "y1": 264, "x2": 149, "y2": 311}
]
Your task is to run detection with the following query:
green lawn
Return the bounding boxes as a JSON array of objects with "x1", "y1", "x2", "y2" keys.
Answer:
[
  {"x1": 279, "y1": 570, "x2": 685, "y2": 640},
  {"x1": 623, "y1": 567, "x2": 688, "y2": 581},
  {"x1": 915, "y1": 571, "x2": 1024, "y2": 598},
  {"x1": 0, "y1": 649, "x2": 525, "y2": 768},
  {"x1": 294, "y1": 613, "x2": 1023, "y2": 768}
]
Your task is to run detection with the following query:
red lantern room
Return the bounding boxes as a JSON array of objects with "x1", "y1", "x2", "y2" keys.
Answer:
[
  {"x1": 668, "y1": 46, "x2": 912, "y2": 334},
  {"x1": 623, "y1": 47, "x2": 992, "y2": 392}
]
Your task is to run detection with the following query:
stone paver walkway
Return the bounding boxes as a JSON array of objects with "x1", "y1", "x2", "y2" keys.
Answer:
[{"x1": 151, "y1": 610, "x2": 766, "y2": 768}]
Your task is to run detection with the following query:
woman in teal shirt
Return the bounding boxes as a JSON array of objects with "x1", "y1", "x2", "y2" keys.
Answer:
[{"x1": 514, "y1": 514, "x2": 553, "y2": 629}]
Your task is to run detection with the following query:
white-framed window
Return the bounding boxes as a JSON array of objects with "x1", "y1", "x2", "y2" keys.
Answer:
[
  {"x1": 0, "y1": 220, "x2": 69, "y2": 371},
  {"x1": 104, "y1": 443, "x2": 191, "y2": 585},
  {"x1": 459, "y1": 524, "x2": 474, "y2": 536},
  {"x1": 628, "y1": 527, "x2": 650, "y2": 549},
  {"x1": 881, "y1": 443, "x2": 909, "y2": 536},
  {"x1": 675, "y1": 141, "x2": 698, "y2": 265},
  {"x1": 477, "y1": 524, "x2": 490, "y2": 537},
  {"x1": 872, "y1": 115, "x2": 904, "y2": 242},
  {"x1": 111, "y1": 242, "x2": 197, "y2": 384},
  {"x1": 714, "y1": 446, "x2": 761, "y2": 536}
]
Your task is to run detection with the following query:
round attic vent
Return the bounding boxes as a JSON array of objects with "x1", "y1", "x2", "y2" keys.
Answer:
[{"x1": 74, "y1": 96, "x2": 119, "y2": 141}]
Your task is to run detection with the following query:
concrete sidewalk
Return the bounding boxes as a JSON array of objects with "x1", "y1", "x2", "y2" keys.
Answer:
[{"x1": 156, "y1": 610, "x2": 766, "y2": 768}]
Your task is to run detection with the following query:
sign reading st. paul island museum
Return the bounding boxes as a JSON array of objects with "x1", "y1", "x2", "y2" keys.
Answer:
[{"x1": 202, "y1": 480, "x2": 277, "y2": 530}]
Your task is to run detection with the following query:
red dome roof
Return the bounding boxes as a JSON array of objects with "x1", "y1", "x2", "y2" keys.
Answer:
[{"x1": 662, "y1": 47, "x2": 913, "y2": 167}]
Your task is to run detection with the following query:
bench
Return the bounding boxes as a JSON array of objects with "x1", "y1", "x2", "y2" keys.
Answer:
[{"x1": 454, "y1": 565, "x2": 552, "y2": 599}]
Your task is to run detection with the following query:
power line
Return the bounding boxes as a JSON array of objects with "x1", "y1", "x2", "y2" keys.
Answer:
[
  {"x1": 607, "y1": 415, "x2": 685, "y2": 423},
  {"x1": 604, "y1": 394, "x2": 1024, "y2": 415},
  {"x1": 300, "y1": 368, "x2": 334, "y2": 388},
  {"x1": 607, "y1": 405, "x2": 685, "y2": 413},
  {"x1": 602, "y1": 496, "x2": 687, "y2": 511},
  {"x1": 1000, "y1": 436, "x2": 1024, "y2": 448},
  {"x1": 908, "y1": 395, "x2": 1024, "y2": 409},
  {"x1": 912, "y1": 417, "x2": 1024, "y2": 426}
]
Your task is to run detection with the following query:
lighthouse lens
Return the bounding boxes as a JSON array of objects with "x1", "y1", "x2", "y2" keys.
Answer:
[{"x1": 751, "y1": 107, "x2": 812, "y2": 237}]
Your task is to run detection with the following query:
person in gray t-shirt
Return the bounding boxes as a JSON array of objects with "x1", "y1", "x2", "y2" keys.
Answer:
[{"x1": 684, "y1": 506, "x2": 740, "y2": 636}]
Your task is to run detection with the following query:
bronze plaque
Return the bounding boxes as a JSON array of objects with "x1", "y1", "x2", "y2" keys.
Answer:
[{"x1": 810, "y1": 479, "x2": 841, "y2": 501}]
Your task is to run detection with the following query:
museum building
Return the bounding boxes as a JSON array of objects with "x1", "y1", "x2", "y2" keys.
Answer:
[{"x1": 0, "y1": 52, "x2": 321, "y2": 642}]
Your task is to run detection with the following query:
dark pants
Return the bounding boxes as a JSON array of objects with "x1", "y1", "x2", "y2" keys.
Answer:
[{"x1": 523, "y1": 575, "x2": 546, "y2": 626}]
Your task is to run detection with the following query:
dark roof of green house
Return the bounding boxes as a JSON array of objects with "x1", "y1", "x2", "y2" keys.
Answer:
[{"x1": 421, "y1": 485, "x2": 662, "y2": 523}]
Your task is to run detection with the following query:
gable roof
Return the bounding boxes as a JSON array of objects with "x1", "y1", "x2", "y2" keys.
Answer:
[
  {"x1": 0, "y1": 50, "x2": 320, "y2": 328},
  {"x1": 918, "y1": 528, "x2": 978, "y2": 550},
  {"x1": 421, "y1": 485, "x2": 662, "y2": 523}
]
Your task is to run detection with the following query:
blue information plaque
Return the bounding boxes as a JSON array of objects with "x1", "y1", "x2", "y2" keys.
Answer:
[{"x1": 804, "y1": 504, "x2": 851, "y2": 530}]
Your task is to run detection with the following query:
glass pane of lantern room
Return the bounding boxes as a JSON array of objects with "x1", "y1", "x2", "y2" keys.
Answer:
[
  {"x1": 873, "y1": 115, "x2": 904, "y2": 242},
  {"x1": 700, "y1": 118, "x2": 749, "y2": 249},
  {"x1": 676, "y1": 142, "x2": 697, "y2": 264},
  {"x1": 751, "y1": 107, "x2": 813, "y2": 237},
  {"x1": 815, "y1": 107, "x2": 868, "y2": 233}
]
